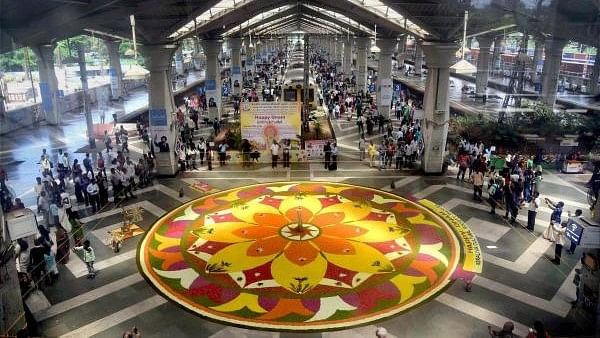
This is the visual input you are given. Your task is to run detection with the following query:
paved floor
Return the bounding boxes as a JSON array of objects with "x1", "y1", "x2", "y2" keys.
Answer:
[{"x1": 1, "y1": 107, "x2": 594, "y2": 337}]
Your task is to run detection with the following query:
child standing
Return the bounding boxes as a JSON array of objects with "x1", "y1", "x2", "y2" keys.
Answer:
[{"x1": 73, "y1": 240, "x2": 96, "y2": 279}]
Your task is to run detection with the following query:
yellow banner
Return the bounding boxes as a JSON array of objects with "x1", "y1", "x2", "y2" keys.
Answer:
[
  {"x1": 240, "y1": 102, "x2": 301, "y2": 150},
  {"x1": 419, "y1": 199, "x2": 483, "y2": 273}
]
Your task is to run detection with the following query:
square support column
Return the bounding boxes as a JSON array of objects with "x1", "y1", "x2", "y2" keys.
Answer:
[
  {"x1": 421, "y1": 42, "x2": 459, "y2": 174},
  {"x1": 343, "y1": 38, "x2": 353, "y2": 76},
  {"x1": 32, "y1": 44, "x2": 61, "y2": 125},
  {"x1": 541, "y1": 38, "x2": 566, "y2": 107},
  {"x1": 142, "y1": 44, "x2": 179, "y2": 176},
  {"x1": 201, "y1": 39, "x2": 223, "y2": 119},
  {"x1": 414, "y1": 41, "x2": 424, "y2": 76},
  {"x1": 355, "y1": 37, "x2": 371, "y2": 93},
  {"x1": 229, "y1": 38, "x2": 243, "y2": 96},
  {"x1": 475, "y1": 36, "x2": 493, "y2": 96},
  {"x1": 376, "y1": 38, "x2": 396, "y2": 119},
  {"x1": 105, "y1": 40, "x2": 124, "y2": 100}
]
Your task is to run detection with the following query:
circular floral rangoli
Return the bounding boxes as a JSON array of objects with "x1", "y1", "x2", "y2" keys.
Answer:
[{"x1": 138, "y1": 182, "x2": 481, "y2": 331}]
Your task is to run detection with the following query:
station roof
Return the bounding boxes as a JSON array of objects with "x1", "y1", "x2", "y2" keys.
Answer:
[{"x1": 0, "y1": 0, "x2": 599, "y2": 53}]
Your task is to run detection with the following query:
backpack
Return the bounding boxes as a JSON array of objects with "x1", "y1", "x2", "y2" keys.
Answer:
[{"x1": 491, "y1": 184, "x2": 503, "y2": 200}]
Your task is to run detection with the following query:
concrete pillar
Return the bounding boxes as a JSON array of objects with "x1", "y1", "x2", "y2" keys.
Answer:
[
  {"x1": 421, "y1": 42, "x2": 459, "y2": 174},
  {"x1": 329, "y1": 37, "x2": 336, "y2": 63},
  {"x1": 229, "y1": 38, "x2": 243, "y2": 96},
  {"x1": 475, "y1": 36, "x2": 493, "y2": 96},
  {"x1": 33, "y1": 44, "x2": 60, "y2": 125},
  {"x1": 142, "y1": 44, "x2": 178, "y2": 175},
  {"x1": 414, "y1": 41, "x2": 424, "y2": 76},
  {"x1": 192, "y1": 38, "x2": 202, "y2": 70},
  {"x1": 491, "y1": 37, "x2": 503, "y2": 76},
  {"x1": 201, "y1": 39, "x2": 223, "y2": 119},
  {"x1": 397, "y1": 35, "x2": 407, "y2": 70},
  {"x1": 589, "y1": 49, "x2": 600, "y2": 95},
  {"x1": 355, "y1": 37, "x2": 370, "y2": 92},
  {"x1": 343, "y1": 38, "x2": 353, "y2": 75},
  {"x1": 531, "y1": 39, "x2": 544, "y2": 82},
  {"x1": 105, "y1": 40, "x2": 124, "y2": 100},
  {"x1": 336, "y1": 39, "x2": 344, "y2": 65},
  {"x1": 76, "y1": 43, "x2": 96, "y2": 149},
  {"x1": 376, "y1": 38, "x2": 396, "y2": 119},
  {"x1": 541, "y1": 38, "x2": 566, "y2": 107}
]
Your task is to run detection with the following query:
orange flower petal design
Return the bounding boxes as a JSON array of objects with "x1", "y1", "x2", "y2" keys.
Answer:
[
  {"x1": 232, "y1": 225, "x2": 279, "y2": 239},
  {"x1": 283, "y1": 241, "x2": 319, "y2": 266},
  {"x1": 284, "y1": 206, "x2": 313, "y2": 224},
  {"x1": 253, "y1": 213, "x2": 289, "y2": 228},
  {"x1": 321, "y1": 224, "x2": 368, "y2": 238},
  {"x1": 247, "y1": 236, "x2": 288, "y2": 257},
  {"x1": 257, "y1": 298, "x2": 314, "y2": 320},
  {"x1": 312, "y1": 236, "x2": 356, "y2": 255},
  {"x1": 311, "y1": 212, "x2": 345, "y2": 227}
]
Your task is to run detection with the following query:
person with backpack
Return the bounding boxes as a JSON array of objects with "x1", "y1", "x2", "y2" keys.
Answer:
[
  {"x1": 488, "y1": 179, "x2": 503, "y2": 215},
  {"x1": 73, "y1": 240, "x2": 96, "y2": 279}
]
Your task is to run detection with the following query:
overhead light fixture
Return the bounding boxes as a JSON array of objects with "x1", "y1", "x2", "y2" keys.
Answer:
[
  {"x1": 450, "y1": 10, "x2": 476, "y2": 74},
  {"x1": 371, "y1": 24, "x2": 380, "y2": 53}
]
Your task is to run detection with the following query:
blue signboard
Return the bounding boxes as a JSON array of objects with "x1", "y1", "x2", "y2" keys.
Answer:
[
  {"x1": 368, "y1": 83, "x2": 376, "y2": 93},
  {"x1": 149, "y1": 108, "x2": 167, "y2": 126},
  {"x1": 222, "y1": 84, "x2": 230, "y2": 97},
  {"x1": 205, "y1": 79, "x2": 217, "y2": 91},
  {"x1": 232, "y1": 66, "x2": 241, "y2": 75},
  {"x1": 39, "y1": 82, "x2": 53, "y2": 113},
  {"x1": 196, "y1": 86, "x2": 205, "y2": 96},
  {"x1": 566, "y1": 219, "x2": 583, "y2": 245}
]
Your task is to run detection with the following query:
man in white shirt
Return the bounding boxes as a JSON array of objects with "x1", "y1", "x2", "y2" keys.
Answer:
[
  {"x1": 527, "y1": 191, "x2": 541, "y2": 231},
  {"x1": 270, "y1": 140, "x2": 280, "y2": 169},
  {"x1": 86, "y1": 178, "x2": 100, "y2": 212}
]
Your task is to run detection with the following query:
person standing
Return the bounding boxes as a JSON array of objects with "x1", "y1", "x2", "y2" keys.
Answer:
[
  {"x1": 282, "y1": 139, "x2": 291, "y2": 168},
  {"x1": 330, "y1": 142, "x2": 338, "y2": 170},
  {"x1": 73, "y1": 240, "x2": 96, "y2": 279},
  {"x1": 103, "y1": 130, "x2": 113, "y2": 153},
  {"x1": 197, "y1": 138, "x2": 206, "y2": 166},
  {"x1": 527, "y1": 192, "x2": 541, "y2": 231},
  {"x1": 358, "y1": 136, "x2": 366, "y2": 161},
  {"x1": 551, "y1": 220, "x2": 567, "y2": 265},
  {"x1": 488, "y1": 179, "x2": 503, "y2": 215},
  {"x1": 241, "y1": 139, "x2": 251, "y2": 168},
  {"x1": 567, "y1": 209, "x2": 584, "y2": 254},
  {"x1": 99, "y1": 110, "x2": 105, "y2": 124},
  {"x1": 86, "y1": 178, "x2": 100, "y2": 212},
  {"x1": 457, "y1": 151, "x2": 469, "y2": 181},
  {"x1": 367, "y1": 140, "x2": 377, "y2": 168},
  {"x1": 323, "y1": 141, "x2": 332, "y2": 170},
  {"x1": 270, "y1": 140, "x2": 280, "y2": 169},
  {"x1": 471, "y1": 169, "x2": 484, "y2": 202}
]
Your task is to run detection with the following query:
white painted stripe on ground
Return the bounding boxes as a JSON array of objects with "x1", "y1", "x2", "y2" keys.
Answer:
[
  {"x1": 35, "y1": 274, "x2": 144, "y2": 322},
  {"x1": 68, "y1": 249, "x2": 137, "y2": 278},
  {"x1": 58, "y1": 295, "x2": 166, "y2": 338},
  {"x1": 472, "y1": 275, "x2": 570, "y2": 317},
  {"x1": 435, "y1": 293, "x2": 529, "y2": 338},
  {"x1": 465, "y1": 218, "x2": 511, "y2": 242}
]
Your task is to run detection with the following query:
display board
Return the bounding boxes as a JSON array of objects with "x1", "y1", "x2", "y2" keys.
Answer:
[
  {"x1": 5, "y1": 209, "x2": 38, "y2": 240},
  {"x1": 240, "y1": 101, "x2": 301, "y2": 150}
]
